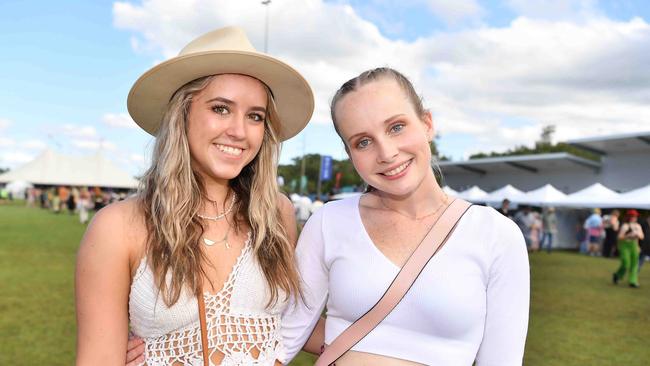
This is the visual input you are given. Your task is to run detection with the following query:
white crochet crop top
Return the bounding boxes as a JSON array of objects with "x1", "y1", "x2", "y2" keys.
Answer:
[{"x1": 129, "y1": 233, "x2": 288, "y2": 365}]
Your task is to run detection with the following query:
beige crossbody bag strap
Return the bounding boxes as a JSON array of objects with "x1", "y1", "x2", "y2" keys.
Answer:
[
  {"x1": 315, "y1": 198, "x2": 472, "y2": 366},
  {"x1": 198, "y1": 291, "x2": 210, "y2": 366}
]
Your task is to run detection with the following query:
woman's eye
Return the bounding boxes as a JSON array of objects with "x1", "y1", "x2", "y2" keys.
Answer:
[
  {"x1": 356, "y1": 138, "x2": 371, "y2": 149},
  {"x1": 212, "y1": 105, "x2": 229, "y2": 115},
  {"x1": 390, "y1": 123, "x2": 405, "y2": 133},
  {"x1": 249, "y1": 113, "x2": 265, "y2": 122}
]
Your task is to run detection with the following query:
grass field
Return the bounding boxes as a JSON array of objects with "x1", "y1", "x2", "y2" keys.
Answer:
[{"x1": 1, "y1": 201, "x2": 648, "y2": 365}]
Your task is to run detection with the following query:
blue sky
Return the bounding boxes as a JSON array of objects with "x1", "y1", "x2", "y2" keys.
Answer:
[{"x1": 2, "y1": 0, "x2": 650, "y2": 176}]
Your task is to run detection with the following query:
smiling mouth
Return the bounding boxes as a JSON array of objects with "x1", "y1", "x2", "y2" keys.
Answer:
[
  {"x1": 381, "y1": 159, "x2": 412, "y2": 176},
  {"x1": 215, "y1": 143, "x2": 244, "y2": 157}
]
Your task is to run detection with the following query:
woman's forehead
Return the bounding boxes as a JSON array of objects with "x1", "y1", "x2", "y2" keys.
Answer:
[
  {"x1": 195, "y1": 74, "x2": 268, "y2": 105},
  {"x1": 336, "y1": 80, "x2": 412, "y2": 123}
]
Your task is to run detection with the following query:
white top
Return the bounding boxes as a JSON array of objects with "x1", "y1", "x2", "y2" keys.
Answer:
[
  {"x1": 281, "y1": 195, "x2": 530, "y2": 365},
  {"x1": 129, "y1": 233, "x2": 288, "y2": 365}
]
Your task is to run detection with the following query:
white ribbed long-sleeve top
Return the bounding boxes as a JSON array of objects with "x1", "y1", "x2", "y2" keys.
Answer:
[{"x1": 280, "y1": 196, "x2": 530, "y2": 365}]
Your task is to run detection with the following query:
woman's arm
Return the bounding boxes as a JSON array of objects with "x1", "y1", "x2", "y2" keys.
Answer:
[
  {"x1": 76, "y1": 202, "x2": 134, "y2": 365},
  {"x1": 302, "y1": 317, "x2": 326, "y2": 355},
  {"x1": 279, "y1": 207, "x2": 330, "y2": 364},
  {"x1": 618, "y1": 223, "x2": 630, "y2": 240},
  {"x1": 635, "y1": 223, "x2": 645, "y2": 240},
  {"x1": 277, "y1": 193, "x2": 298, "y2": 247},
  {"x1": 476, "y1": 218, "x2": 530, "y2": 366}
]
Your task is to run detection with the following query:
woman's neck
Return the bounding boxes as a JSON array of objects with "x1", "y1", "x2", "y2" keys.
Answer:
[
  {"x1": 201, "y1": 177, "x2": 232, "y2": 216},
  {"x1": 375, "y1": 171, "x2": 446, "y2": 219}
]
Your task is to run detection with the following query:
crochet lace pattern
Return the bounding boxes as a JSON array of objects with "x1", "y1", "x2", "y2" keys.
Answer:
[{"x1": 134, "y1": 239, "x2": 285, "y2": 365}]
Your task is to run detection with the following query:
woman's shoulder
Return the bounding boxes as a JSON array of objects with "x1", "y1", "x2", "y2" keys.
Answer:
[
  {"x1": 462, "y1": 204, "x2": 524, "y2": 244},
  {"x1": 276, "y1": 192, "x2": 294, "y2": 215},
  {"x1": 84, "y1": 196, "x2": 147, "y2": 259},
  {"x1": 323, "y1": 194, "x2": 361, "y2": 211},
  {"x1": 465, "y1": 204, "x2": 517, "y2": 226},
  {"x1": 92, "y1": 196, "x2": 144, "y2": 230}
]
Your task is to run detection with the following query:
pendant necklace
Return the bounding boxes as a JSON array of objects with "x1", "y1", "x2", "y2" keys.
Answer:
[
  {"x1": 380, "y1": 194, "x2": 449, "y2": 221},
  {"x1": 197, "y1": 192, "x2": 236, "y2": 248},
  {"x1": 198, "y1": 192, "x2": 236, "y2": 221},
  {"x1": 202, "y1": 224, "x2": 232, "y2": 249}
]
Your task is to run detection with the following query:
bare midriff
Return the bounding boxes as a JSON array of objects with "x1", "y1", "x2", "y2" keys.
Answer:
[{"x1": 335, "y1": 350, "x2": 426, "y2": 366}]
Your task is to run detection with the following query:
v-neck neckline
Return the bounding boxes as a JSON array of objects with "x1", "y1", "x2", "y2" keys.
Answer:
[
  {"x1": 354, "y1": 194, "x2": 402, "y2": 271},
  {"x1": 352, "y1": 194, "x2": 463, "y2": 271}
]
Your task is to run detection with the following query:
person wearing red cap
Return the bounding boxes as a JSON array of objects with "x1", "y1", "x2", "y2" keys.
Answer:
[{"x1": 613, "y1": 209, "x2": 644, "y2": 288}]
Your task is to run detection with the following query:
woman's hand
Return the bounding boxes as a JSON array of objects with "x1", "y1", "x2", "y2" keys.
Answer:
[
  {"x1": 303, "y1": 317, "x2": 326, "y2": 355},
  {"x1": 126, "y1": 335, "x2": 145, "y2": 366}
]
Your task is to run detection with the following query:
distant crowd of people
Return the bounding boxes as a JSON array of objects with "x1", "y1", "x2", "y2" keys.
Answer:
[
  {"x1": 580, "y1": 207, "x2": 647, "y2": 288},
  {"x1": 24, "y1": 186, "x2": 132, "y2": 224},
  {"x1": 498, "y1": 199, "x2": 558, "y2": 254},
  {"x1": 498, "y1": 198, "x2": 649, "y2": 288}
]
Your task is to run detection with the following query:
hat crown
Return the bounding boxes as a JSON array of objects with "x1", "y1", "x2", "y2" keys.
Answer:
[{"x1": 179, "y1": 26, "x2": 256, "y2": 56}]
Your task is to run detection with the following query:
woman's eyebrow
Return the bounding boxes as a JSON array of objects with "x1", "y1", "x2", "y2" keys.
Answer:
[
  {"x1": 205, "y1": 96, "x2": 234, "y2": 105},
  {"x1": 345, "y1": 114, "x2": 406, "y2": 143},
  {"x1": 205, "y1": 96, "x2": 266, "y2": 113}
]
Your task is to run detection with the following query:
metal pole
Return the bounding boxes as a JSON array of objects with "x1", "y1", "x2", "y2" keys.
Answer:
[
  {"x1": 299, "y1": 133, "x2": 306, "y2": 194},
  {"x1": 317, "y1": 155, "x2": 322, "y2": 199},
  {"x1": 262, "y1": 0, "x2": 271, "y2": 53}
]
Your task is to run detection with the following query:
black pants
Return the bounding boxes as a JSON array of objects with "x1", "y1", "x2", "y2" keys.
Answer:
[{"x1": 603, "y1": 228, "x2": 618, "y2": 257}]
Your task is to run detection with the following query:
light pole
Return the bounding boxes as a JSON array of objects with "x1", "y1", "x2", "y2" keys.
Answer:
[
  {"x1": 261, "y1": 0, "x2": 271, "y2": 53},
  {"x1": 299, "y1": 133, "x2": 306, "y2": 195}
]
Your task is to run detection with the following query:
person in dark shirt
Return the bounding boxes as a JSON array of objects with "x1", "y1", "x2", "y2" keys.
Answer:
[{"x1": 499, "y1": 199, "x2": 512, "y2": 218}]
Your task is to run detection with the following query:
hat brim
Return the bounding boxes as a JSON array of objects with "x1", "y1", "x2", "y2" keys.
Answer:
[{"x1": 127, "y1": 50, "x2": 314, "y2": 141}]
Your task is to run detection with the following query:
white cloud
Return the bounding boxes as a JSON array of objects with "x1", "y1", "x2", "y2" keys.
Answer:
[
  {"x1": 22, "y1": 139, "x2": 47, "y2": 150},
  {"x1": 0, "y1": 118, "x2": 11, "y2": 130},
  {"x1": 103, "y1": 113, "x2": 137, "y2": 129},
  {"x1": 113, "y1": 0, "x2": 650, "y2": 159},
  {"x1": 1, "y1": 151, "x2": 34, "y2": 165},
  {"x1": 130, "y1": 153, "x2": 145, "y2": 163},
  {"x1": 72, "y1": 140, "x2": 117, "y2": 150},
  {"x1": 505, "y1": 0, "x2": 600, "y2": 20},
  {"x1": 0, "y1": 137, "x2": 15, "y2": 147},
  {"x1": 427, "y1": 0, "x2": 483, "y2": 24},
  {"x1": 61, "y1": 124, "x2": 97, "y2": 138}
]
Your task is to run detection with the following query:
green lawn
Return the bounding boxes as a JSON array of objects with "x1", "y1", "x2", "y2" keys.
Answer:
[{"x1": 1, "y1": 202, "x2": 648, "y2": 365}]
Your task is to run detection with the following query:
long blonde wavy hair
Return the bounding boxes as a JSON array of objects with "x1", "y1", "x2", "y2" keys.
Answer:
[{"x1": 139, "y1": 75, "x2": 301, "y2": 307}]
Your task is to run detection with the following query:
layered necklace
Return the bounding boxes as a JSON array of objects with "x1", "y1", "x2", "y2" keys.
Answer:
[
  {"x1": 198, "y1": 192, "x2": 237, "y2": 248},
  {"x1": 380, "y1": 194, "x2": 449, "y2": 221}
]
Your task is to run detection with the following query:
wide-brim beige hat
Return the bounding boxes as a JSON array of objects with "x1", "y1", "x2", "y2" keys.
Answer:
[{"x1": 127, "y1": 26, "x2": 314, "y2": 141}]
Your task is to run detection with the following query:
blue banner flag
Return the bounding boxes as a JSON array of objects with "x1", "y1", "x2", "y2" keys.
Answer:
[{"x1": 320, "y1": 155, "x2": 333, "y2": 181}]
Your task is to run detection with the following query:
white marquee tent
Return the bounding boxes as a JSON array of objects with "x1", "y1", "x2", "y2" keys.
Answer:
[
  {"x1": 0, "y1": 149, "x2": 138, "y2": 189},
  {"x1": 601, "y1": 184, "x2": 650, "y2": 209},
  {"x1": 5, "y1": 180, "x2": 33, "y2": 198},
  {"x1": 442, "y1": 186, "x2": 458, "y2": 196},
  {"x1": 457, "y1": 186, "x2": 488, "y2": 202},
  {"x1": 459, "y1": 183, "x2": 649, "y2": 209},
  {"x1": 483, "y1": 184, "x2": 526, "y2": 204},
  {"x1": 557, "y1": 183, "x2": 620, "y2": 208},
  {"x1": 518, "y1": 184, "x2": 568, "y2": 206}
]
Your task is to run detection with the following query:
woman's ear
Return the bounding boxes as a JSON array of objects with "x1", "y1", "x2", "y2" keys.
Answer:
[{"x1": 422, "y1": 110, "x2": 434, "y2": 141}]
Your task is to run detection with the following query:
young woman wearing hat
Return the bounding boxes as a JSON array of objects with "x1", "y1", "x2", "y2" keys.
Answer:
[
  {"x1": 128, "y1": 67, "x2": 531, "y2": 365},
  {"x1": 76, "y1": 27, "x2": 313, "y2": 365},
  {"x1": 122, "y1": 66, "x2": 530, "y2": 365},
  {"x1": 280, "y1": 68, "x2": 530, "y2": 365},
  {"x1": 613, "y1": 209, "x2": 644, "y2": 288}
]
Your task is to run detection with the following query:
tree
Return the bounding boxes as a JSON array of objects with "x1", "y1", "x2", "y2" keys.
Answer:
[
  {"x1": 430, "y1": 134, "x2": 450, "y2": 161},
  {"x1": 468, "y1": 124, "x2": 599, "y2": 161},
  {"x1": 278, "y1": 154, "x2": 364, "y2": 195}
]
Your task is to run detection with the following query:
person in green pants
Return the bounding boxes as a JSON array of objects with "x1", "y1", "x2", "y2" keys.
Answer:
[{"x1": 613, "y1": 210, "x2": 645, "y2": 288}]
